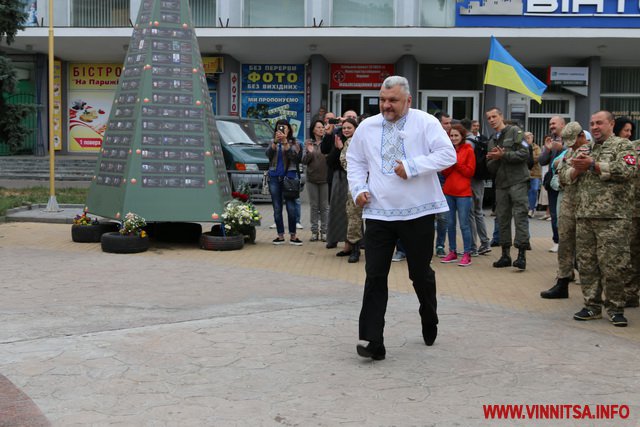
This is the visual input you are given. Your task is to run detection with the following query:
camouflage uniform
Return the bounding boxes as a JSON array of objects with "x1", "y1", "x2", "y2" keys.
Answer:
[
  {"x1": 340, "y1": 138, "x2": 363, "y2": 244},
  {"x1": 561, "y1": 135, "x2": 636, "y2": 316},
  {"x1": 555, "y1": 126, "x2": 582, "y2": 280},
  {"x1": 625, "y1": 139, "x2": 640, "y2": 306},
  {"x1": 487, "y1": 125, "x2": 530, "y2": 249}
]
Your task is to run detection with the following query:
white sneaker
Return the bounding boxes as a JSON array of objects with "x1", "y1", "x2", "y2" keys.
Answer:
[
  {"x1": 549, "y1": 243, "x2": 558, "y2": 253},
  {"x1": 269, "y1": 223, "x2": 276, "y2": 229},
  {"x1": 296, "y1": 223, "x2": 304, "y2": 229}
]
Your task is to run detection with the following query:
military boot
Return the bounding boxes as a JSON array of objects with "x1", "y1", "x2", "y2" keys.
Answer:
[
  {"x1": 348, "y1": 241, "x2": 361, "y2": 263},
  {"x1": 492, "y1": 246, "x2": 512, "y2": 268},
  {"x1": 512, "y1": 247, "x2": 526, "y2": 270},
  {"x1": 540, "y1": 277, "x2": 569, "y2": 299}
]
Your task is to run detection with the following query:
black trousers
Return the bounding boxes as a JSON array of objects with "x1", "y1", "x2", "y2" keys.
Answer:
[{"x1": 359, "y1": 215, "x2": 438, "y2": 344}]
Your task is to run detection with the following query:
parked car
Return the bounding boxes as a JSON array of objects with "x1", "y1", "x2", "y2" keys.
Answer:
[{"x1": 214, "y1": 116, "x2": 274, "y2": 202}]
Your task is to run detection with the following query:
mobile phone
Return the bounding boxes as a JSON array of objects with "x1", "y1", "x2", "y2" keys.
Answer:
[
  {"x1": 277, "y1": 125, "x2": 286, "y2": 132},
  {"x1": 328, "y1": 118, "x2": 341, "y2": 125}
]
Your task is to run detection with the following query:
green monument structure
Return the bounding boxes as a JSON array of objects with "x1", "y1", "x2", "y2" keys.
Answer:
[{"x1": 85, "y1": 0, "x2": 231, "y2": 222}]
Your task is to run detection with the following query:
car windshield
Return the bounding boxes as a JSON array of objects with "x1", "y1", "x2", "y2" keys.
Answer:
[
  {"x1": 216, "y1": 120, "x2": 258, "y2": 145},
  {"x1": 252, "y1": 120, "x2": 275, "y2": 145}
]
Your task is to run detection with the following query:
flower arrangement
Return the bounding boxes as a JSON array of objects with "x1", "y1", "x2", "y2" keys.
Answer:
[
  {"x1": 221, "y1": 199, "x2": 262, "y2": 236},
  {"x1": 73, "y1": 212, "x2": 99, "y2": 226},
  {"x1": 119, "y1": 212, "x2": 147, "y2": 238},
  {"x1": 232, "y1": 181, "x2": 252, "y2": 202}
]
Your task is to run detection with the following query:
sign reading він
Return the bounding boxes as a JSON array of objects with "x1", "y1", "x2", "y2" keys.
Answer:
[{"x1": 457, "y1": 0, "x2": 640, "y2": 28}]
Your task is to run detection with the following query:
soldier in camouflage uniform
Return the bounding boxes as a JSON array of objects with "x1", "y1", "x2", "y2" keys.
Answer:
[
  {"x1": 624, "y1": 139, "x2": 640, "y2": 307},
  {"x1": 340, "y1": 126, "x2": 364, "y2": 263},
  {"x1": 485, "y1": 107, "x2": 530, "y2": 270},
  {"x1": 541, "y1": 122, "x2": 587, "y2": 299},
  {"x1": 560, "y1": 111, "x2": 636, "y2": 327}
]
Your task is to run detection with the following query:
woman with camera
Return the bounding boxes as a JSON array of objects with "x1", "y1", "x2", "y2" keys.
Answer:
[{"x1": 266, "y1": 119, "x2": 303, "y2": 245}]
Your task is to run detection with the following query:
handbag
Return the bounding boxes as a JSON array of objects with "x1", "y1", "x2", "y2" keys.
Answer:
[
  {"x1": 542, "y1": 169, "x2": 553, "y2": 192},
  {"x1": 261, "y1": 171, "x2": 270, "y2": 195},
  {"x1": 282, "y1": 176, "x2": 300, "y2": 200}
]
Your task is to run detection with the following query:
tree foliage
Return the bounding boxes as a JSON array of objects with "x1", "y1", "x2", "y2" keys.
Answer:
[
  {"x1": 0, "y1": 0, "x2": 27, "y2": 45},
  {"x1": 1, "y1": 1, "x2": 34, "y2": 152}
]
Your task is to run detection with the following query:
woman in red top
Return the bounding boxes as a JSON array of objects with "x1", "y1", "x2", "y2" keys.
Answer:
[{"x1": 441, "y1": 124, "x2": 476, "y2": 266}]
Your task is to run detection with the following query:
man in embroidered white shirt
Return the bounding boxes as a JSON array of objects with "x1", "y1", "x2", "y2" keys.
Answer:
[{"x1": 347, "y1": 76, "x2": 457, "y2": 360}]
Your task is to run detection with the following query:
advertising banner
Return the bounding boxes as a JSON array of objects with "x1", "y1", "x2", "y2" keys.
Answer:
[
  {"x1": 68, "y1": 63, "x2": 121, "y2": 152},
  {"x1": 242, "y1": 64, "x2": 305, "y2": 92},
  {"x1": 53, "y1": 60, "x2": 62, "y2": 150},
  {"x1": 203, "y1": 56, "x2": 224, "y2": 74},
  {"x1": 241, "y1": 94, "x2": 305, "y2": 140},
  {"x1": 330, "y1": 64, "x2": 394, "y2": 89}
]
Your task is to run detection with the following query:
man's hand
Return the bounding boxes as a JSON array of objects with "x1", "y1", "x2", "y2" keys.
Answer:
[
  {"x1": 486, "y1": 146, "x2": 504, "y2": 160},
  {"x1": 334, "y1": 135, "x2": 344, "y2": 149},
  {"x1": 394, "y1": 160, "x2": 407, "y2": 179},
  {"x1": 571, "y1": 154, "x2": 593, "y2": 173},
  {"x1": 551, "y1": 140, "x2": 563, "y2": 152},
  {"x1": 356, "y1": 192, "x2": 370, "y2": 208}
]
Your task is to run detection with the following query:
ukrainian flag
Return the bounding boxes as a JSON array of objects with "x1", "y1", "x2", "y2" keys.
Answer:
[{"x1": 484, "y1": 36, "x2": 547, "y2": 104}]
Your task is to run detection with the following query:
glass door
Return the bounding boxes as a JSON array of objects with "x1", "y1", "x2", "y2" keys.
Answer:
[
  {"x1": 420, "y1": 91, "x2": 481, "y2": 120},
  {"x1": 331, "y1": 91, "x2": 380, "y2": 118}
]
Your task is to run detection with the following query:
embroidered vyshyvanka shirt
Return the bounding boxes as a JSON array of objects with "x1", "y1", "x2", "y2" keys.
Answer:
[{"x1": 346, "y1": 109, "x2": 456, "y2": 221}]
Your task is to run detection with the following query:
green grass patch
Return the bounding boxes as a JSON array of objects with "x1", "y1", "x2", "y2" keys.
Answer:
[{"x1": 0, "y1": 187, "x2": 88, "y2": 217}]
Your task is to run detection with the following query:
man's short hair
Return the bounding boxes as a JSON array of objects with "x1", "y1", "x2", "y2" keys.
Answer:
[
  {"x1": 382, "y1": 75, "x2": 410, "y2": 95},
  {"x1": 485, "y1": 106, "x2": 503, "y2": 115},
  {"x1": 460, "y1": 118, "x2": 472, "y2": 131},
  {"x1": 593, "y1": 110, "x2": 614, "y2": 121}
]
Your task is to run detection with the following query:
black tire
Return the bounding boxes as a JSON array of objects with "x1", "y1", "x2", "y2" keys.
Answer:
[
  {"x1": 200, "y1": 232, "x2": 244, "y2": 251},
  {"x1": 153, "y1": 222, "x2": 202, "y2": 243},
  {"x1": 71, "y1": 222, "x2": 119, "y2": 243},
  {"x1": 244, "y1": 226, "x2": 257, "y2": 244},
  {"x1": 100, "y1": 232, "x2": 150, "y2": 254}
]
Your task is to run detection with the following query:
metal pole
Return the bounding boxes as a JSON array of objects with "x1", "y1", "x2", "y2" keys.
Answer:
[{"x1": 45, "y1": 0, "x2": 60, "y2": 211}]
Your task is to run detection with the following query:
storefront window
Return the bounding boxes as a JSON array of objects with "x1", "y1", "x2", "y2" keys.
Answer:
[
  {"x1": 244, "y1": 0, "x2": 304, "y2": 27},
  {"x1": 71, "y1": 0, "x2": 130, "y2": 27},
  {"x1": 420, "y1": 0, "x2": 455, "y2": 27},
  {"x1": 332, "y1": 0, "x2": 394, "y2": 26},
  {"x1": 189, "y1": 0, "x2": 216, "y2": 27},
  {"x1": 601, "y1": 68, "x2": 640, "y2": 138}
]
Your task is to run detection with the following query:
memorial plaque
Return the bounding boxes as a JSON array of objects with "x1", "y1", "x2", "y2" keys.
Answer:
[{"x1": 85, "y1": 0, "x2": 231, "y2": 222}]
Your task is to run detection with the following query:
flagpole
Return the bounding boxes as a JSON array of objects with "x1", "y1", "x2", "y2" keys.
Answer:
[{"x1": 45, "y1": 0, "x2": 60, "y2": 212}]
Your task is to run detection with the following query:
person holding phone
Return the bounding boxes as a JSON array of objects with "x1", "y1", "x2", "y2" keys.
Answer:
[{"x1": 266, "y1": 119, "x2": 303, "y2": 245}]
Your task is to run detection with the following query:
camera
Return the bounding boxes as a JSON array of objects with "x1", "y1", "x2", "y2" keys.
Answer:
[
  {"x1": 277, "y1": 124, "x2": 286, "y2": 133},
  {"x1": 327, "y1": 118, "x2": 341, "y2": 125}
]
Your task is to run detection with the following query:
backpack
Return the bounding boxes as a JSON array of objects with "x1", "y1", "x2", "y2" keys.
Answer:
[{"x1": 470, "y1": 135, "x2": 491, "y2": 180}]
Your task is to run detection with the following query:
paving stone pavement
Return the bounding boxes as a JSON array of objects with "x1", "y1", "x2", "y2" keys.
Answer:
[{"x1": 0, "y1": 207, "x2": 639, "y2": 426}]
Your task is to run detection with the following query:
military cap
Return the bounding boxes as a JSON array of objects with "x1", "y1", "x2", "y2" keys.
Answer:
[{"x1": 562, "y1": 121, "x2": 583, "y2": 147}]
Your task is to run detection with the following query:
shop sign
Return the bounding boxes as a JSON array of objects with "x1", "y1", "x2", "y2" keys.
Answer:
[
  {"x1": 230, "y1": 72, "x2": 239, "y2": 116},
  {"x1": 241, "y1": 94, "x2": 305, "y2": 140},
  {"x1": 547, "y1": 67, "x2": 589, "y2": 86},
  {"x1": 69, "y1": 63, "x2": 122, "y2": 90},
  {"x1": 203, "y1": 57, "x2": 224, "y2": 74},
  {"x1": 330, "y1": 64, "x2": 394, "y2": 90},
  {"x1": 457, "y1": 0, "x2": 640, "y2": 28},
  {"x1": 242, "y1": 64, "x2": 305, "y2": 92}
]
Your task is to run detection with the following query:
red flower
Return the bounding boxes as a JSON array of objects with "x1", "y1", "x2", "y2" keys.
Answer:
[{"x1": 232, "y1": 191, "x2": 249, "y2": 202}]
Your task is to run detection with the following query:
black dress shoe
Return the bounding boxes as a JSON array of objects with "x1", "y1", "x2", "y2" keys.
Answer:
[
  {"x1": 422, "y1": 324, "x2": 437, "y2": 346},
  {"x1": 326, "y1": 242, "x2": 337, "y2": 249},
  {"x1": 336, "y1": 250, "x2": 351, "y2": 257},
  {"x1": 356, "y1": 341, "x2": 385, "y2": 360}
]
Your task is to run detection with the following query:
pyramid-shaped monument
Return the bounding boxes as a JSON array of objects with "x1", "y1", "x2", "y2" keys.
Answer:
[{"x1": 85, "y1": 0, "x2": 231, "y2": 222}]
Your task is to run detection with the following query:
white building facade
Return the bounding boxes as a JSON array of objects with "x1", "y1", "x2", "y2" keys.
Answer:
[{"x1": 3, "y1": 0, "x2": 640, "y2": 155}]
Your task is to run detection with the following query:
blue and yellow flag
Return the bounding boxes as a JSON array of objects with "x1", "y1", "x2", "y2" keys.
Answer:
[{"x1": 484, "y1": 36, "x2": 547, "y2": 104}]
